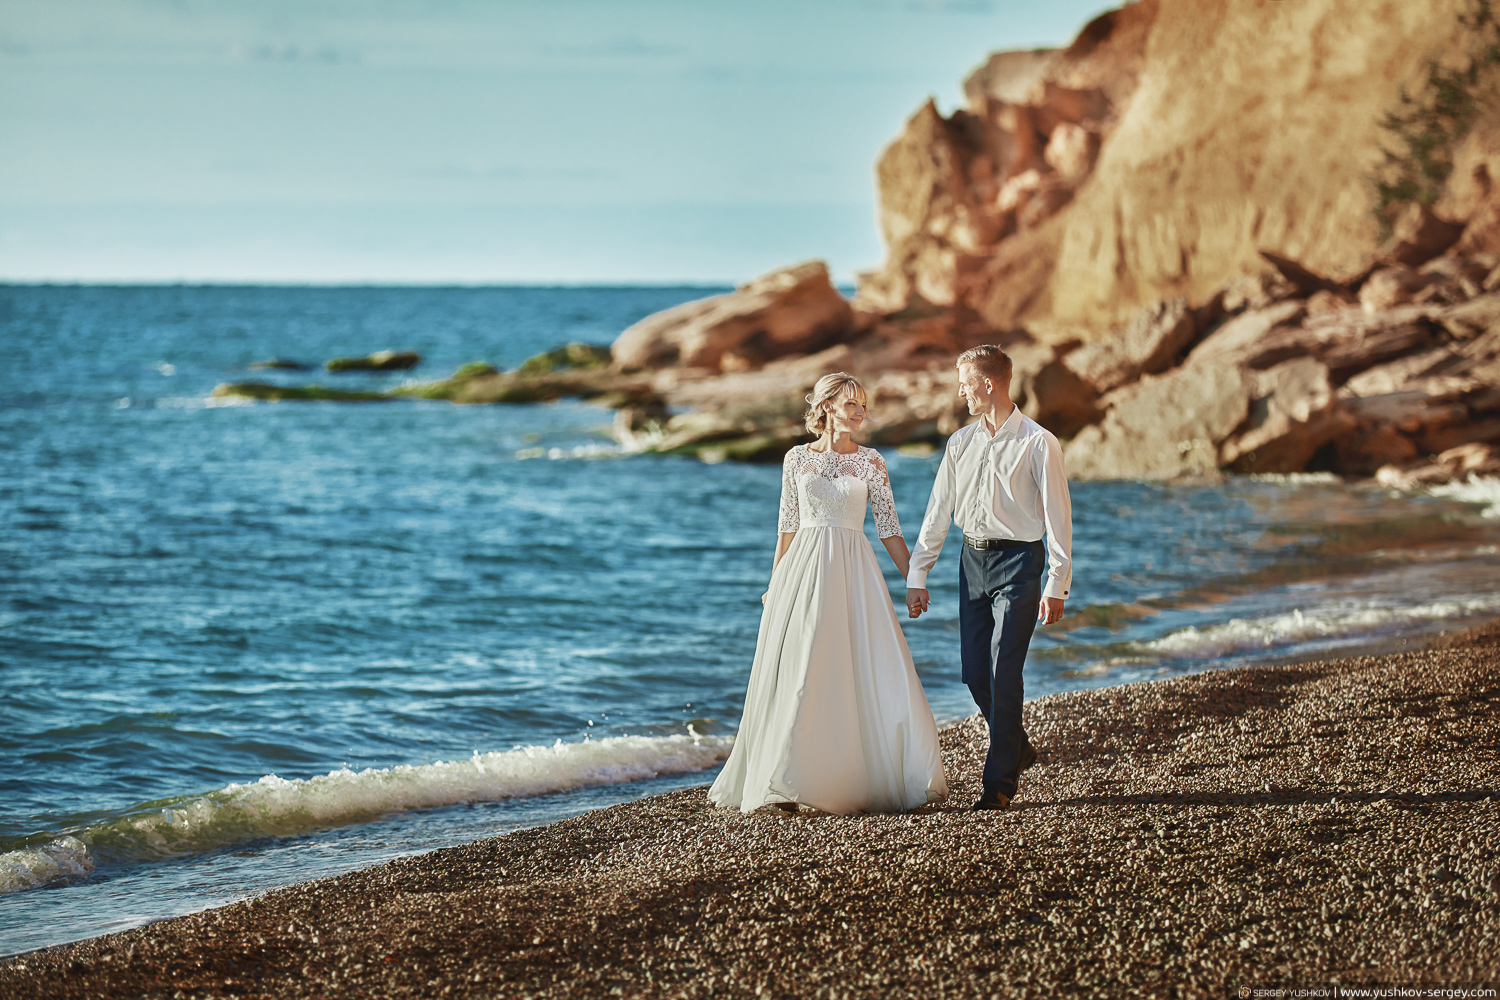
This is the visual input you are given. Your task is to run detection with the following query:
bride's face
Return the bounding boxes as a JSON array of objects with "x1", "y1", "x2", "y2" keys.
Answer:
[{"x1": 823, "y1": 387, "x2": 868, "y2": 434}]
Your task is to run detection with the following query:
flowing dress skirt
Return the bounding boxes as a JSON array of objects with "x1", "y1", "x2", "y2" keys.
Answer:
[{"x1": 708, "y1": 525, "x2": 948, "y2": 814}]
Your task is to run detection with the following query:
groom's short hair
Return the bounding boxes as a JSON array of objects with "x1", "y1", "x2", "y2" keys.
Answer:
[{"x1": 956, "y1": 345, "x2": 1013, "y2": 388}]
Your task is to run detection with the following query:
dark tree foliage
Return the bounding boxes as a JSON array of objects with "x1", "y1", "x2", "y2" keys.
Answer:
[{"x1": 1374, "y1": 0, "x2": 1500, "y2": 235}]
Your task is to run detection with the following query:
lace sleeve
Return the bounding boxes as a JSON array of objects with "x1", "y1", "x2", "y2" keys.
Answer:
[
  {"x1": 867, "y1": 451, "x2": 902, "y2": 539},
  {"x1": 777, "y1": 447, "x2": 800, "y2": 532}
]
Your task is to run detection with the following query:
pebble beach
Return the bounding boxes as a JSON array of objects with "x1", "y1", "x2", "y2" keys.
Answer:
[{"x1": 3, "y1": 621, "x2": 1498, "y2": 999}]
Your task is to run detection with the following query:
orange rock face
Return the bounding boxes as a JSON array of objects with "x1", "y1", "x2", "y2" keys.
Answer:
[
  {"x1": 605, "y1": 0, "x2": 1500, "y2": 480},
  {"x1": 856, "y1": 0, "x2": 1481, "y2": 339}
]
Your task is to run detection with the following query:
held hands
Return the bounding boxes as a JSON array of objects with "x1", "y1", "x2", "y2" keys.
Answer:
[{"x1": 907, "y1": 590, "x2": 1064, "y2": 623}]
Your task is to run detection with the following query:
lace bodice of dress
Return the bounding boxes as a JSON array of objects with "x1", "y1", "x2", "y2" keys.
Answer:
[{"x1": 777, "y1": 445, "x2": 902, "y2": 538}]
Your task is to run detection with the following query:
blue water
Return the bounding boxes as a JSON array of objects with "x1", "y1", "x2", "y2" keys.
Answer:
[{"x1": 3, "y1": 284, "x2": 1499, "y2": 956}]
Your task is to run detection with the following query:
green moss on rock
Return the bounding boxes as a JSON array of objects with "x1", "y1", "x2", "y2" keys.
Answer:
[
  {"x1": 516, "y1": 343, "x2": 611, "y2": 376},
  {"x1": 212, "y1": 382, "x2": 390, "y2": 402}
]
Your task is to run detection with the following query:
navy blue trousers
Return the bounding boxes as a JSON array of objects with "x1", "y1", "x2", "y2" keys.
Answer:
[{"x1": 958, "y1": 540, "x2": 1043, "y2": 794}]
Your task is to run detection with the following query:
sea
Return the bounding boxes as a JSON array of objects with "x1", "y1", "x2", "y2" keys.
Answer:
[{"x1": 3, "y1": 284, "x2": 1499, "y2": 957}]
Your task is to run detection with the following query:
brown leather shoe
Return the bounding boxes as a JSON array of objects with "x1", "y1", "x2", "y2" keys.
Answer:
[
  {"x1": 971, "y1": 788, "x2": 1012, "y2": 811},
  {"x1": 1018, "y1": 741, "x2": 1038, "y2": 774}
]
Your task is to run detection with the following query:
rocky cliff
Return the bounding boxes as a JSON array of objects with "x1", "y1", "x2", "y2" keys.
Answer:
[
  {"x1": 589, "y1": 0, "x2": 1500, "y2": 483},
  {"x1": 856, "y1": 0, "x2": 1495, "y2": 337}
]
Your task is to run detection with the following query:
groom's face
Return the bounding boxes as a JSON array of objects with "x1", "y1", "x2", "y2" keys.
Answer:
[{"x1": 956, "y1": 363, "x2": 994, "y2": 415}]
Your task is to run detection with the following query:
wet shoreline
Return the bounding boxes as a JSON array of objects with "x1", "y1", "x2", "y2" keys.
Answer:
[{"x1": 4, "y1": 620, "x2": 1497, "y2": 998}]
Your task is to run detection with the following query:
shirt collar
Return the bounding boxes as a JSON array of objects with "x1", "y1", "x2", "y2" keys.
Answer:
[{"x1": 981, "y1": 403, "x2": 1021, "y2": 439}]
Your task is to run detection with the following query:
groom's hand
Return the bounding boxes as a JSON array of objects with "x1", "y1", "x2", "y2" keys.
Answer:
[
  {"x1": 1038, "y1": 597, "x2": 1065, "y2": 626},
  {"x1": 906, "y1": 588, "x2": 930, "y2": 619}
]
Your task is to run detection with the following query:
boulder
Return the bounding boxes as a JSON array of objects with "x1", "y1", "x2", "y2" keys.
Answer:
[
  {"x1": 1332, "y1": 423, "x2": 1420, "y2": 475},
  {"x1": 1022, "y1": 357, "x2": 1101, "y2": 438},
  {"x1": 1359, "y1": 266, "x2": 1433, "y2": 313},
  {"x1": 1257, "y1": 253, "x2": 1346, "y2": 298},
  {"x1": 1062, "y1": 298, "x2": 1198, "y2": 393},
  {"x1": 1220, "y1": 270, "x2": 1301, "y2": 313},
  {"x1": 1063, "y1": 362, "x2": 1252, "y2": 480},
  {"x1": 1316, "y1": 320, "x2": 1438, "y2": 383},
  {"x1": 1376, "y1": 442, "x2": 1500, "y2": 488},
  {"x1": 250, "y1": 358, "x2": 310, "y2": 371},
  {"x1": 1208, "y1": 307, "x2": 1440, "y2": 384},
  {"x1": 862, "y1": 370, "x2": 970, "y2": 445},
  {"x1": 325, "y1": 350, "x2": 420, "y2": 372},
  {"x1": 1339, "y1": 373, "x2": 1477, "y2": 460},
  {"x1": 1305, "y1": 289, "x2": 1359, "y2": 318},
  {"x1": 1188, "y1": 300, "x2": 1309, "y2": 366},
  {"x1": 1436, "y1": 290, "x2": 1500, "y2": 340},
  {"x1": 1378, "y1": 203, "x2": 1467, "y2": 268},
  {"x1": 1436, "y1": 441, "x2": 1500, "y2": 476},
  {"x1": 660, "y1": 346, "x2": 855, "y2": 412},
  {"x1": 1334, "y1": 328, "x2": 1500, "y2": 458},
  {"x1": 964, "y1": 49, "x2": 1057, "y2": 106},
  {"x1": 1044, "y1": 122, "x2": 1099, "y2": 183},
  {"x1": 612, "y1": 260, "x2": 852, "y2": 372},
  {"x1": 1006, "y1": 339, "x2": 1101, "y2": 438},
  {"x1": 1218, "y1": 358, "x2": 1356, "y2": 473}
]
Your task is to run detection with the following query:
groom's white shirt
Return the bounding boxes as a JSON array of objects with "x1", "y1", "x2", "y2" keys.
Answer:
[{"x1": 906, "y1": 404, "x2": 1073, "y2": 600}]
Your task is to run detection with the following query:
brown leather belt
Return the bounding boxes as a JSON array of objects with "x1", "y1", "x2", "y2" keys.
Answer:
[{"x1": 963, "y1": 534, "x2": 1035, "y2": 550}]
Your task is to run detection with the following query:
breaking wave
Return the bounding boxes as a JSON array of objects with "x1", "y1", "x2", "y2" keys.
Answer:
[
  {"x1": 1134, "y1": 595, "x2": 1500, "y2": 661},
  {"x1": 1430, "y1": 475, "x2": 1500, "y2": 519},
  {"x1": 0, "y1": 733, "x2": 731, "y2": 896}
]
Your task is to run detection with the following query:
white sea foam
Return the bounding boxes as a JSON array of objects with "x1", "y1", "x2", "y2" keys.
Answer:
[
  {"x1": 1430, "y1": 474, "x2": 1500, "y2": 518},
  {"x1": 1136, "y1": 595, "x2": 1500, "y2": 661},
  {"x1": 1247, "y1": 472, "x2": 1343, "y2": 484},
  {"x1": 515, "y1": 443, "x2": 623, "y2": 460},
  {"x1": 0, "y1": 837, "x2": 94, "y2": 895},
  {"x1": 0, "y1": 733, "x2": 731, "y2": 896}
]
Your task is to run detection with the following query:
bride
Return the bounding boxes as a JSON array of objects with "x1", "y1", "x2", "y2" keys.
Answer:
[{"x1": 708, "y1": 372, "x2": 948, "y2": 814}]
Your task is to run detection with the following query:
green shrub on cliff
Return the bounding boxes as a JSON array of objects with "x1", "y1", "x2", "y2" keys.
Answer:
[{"x1": 1374, "y1": 0, "x2": 1500, "y2": 234}]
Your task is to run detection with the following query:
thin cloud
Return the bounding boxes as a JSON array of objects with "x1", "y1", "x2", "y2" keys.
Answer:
[
  {"x1": 224, "y1": 42, "x2": 358, "y2": 64},
  {"x1": 538, "y1": 36, "x2": 687, "y2": 59}
]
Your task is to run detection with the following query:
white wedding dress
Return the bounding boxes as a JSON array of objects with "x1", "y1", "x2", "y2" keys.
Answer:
[{"x1": 708, "y1": 444, "x2": 948, "y2": 815}]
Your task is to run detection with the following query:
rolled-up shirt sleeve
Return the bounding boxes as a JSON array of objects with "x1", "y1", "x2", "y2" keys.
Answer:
[
  {"x1": 905, "y1": 438, "x2": 958, "y2": 590},
  {"x1": 1034, "y1": 432, "x2": 1073, "y2": 600}
]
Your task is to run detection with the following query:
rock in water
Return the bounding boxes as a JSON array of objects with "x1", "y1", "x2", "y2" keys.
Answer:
[
  {"x1": 516, "y1": 343, "x2": 611, "y2": 376},
  {"x1": 250, "y1": 359, "x2": 310, "y2": 371},
  {"x1": 611, "y1": 260, "x2": 853, "y2": 373},
  {"x1": 325, "y1": 350, "x2": 421, "y2": 372},
  {"x1": 211, "y1": 383, "x2": 390, "y2": 402}
]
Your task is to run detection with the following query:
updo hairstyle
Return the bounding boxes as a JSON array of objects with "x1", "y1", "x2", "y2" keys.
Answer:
[{"x1": 803, "y1": 371, "x2": 866, "y2": 437}]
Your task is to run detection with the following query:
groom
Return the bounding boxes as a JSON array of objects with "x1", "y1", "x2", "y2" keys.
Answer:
[{"x1": 905, "y1": 345, "x2": 1073, "y2": 811}]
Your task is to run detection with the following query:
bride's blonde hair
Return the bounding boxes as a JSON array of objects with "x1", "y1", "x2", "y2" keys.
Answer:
[{"x1": 804, "y1": 372, "x2": 866, "y2": 436}]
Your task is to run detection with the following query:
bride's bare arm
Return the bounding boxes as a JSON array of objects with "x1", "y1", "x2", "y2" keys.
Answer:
[{"x1": 880, "y1": 535, "x2": 911, "y2": 580}]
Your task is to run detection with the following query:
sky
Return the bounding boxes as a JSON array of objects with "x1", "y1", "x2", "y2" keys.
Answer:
[{"x1": 0, "y1": 0, "x2": 1115, "y2": 284}]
